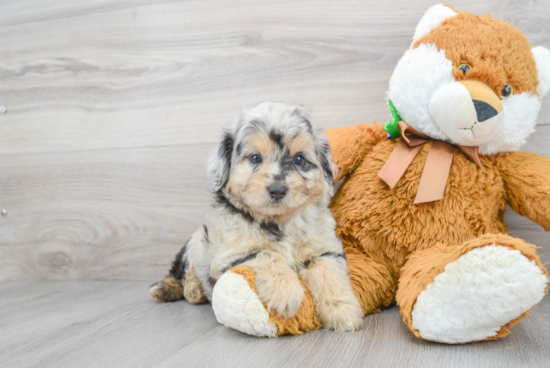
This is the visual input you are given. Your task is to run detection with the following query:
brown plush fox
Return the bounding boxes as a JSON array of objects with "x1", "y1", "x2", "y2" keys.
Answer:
[{"x1": 199, "y1": 4, "x2": 550, "y2": 343}]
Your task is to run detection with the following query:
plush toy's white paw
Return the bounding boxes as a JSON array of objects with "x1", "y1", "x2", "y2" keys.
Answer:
[
  {"x1": 411, "y1": 245, "x2": 548, "y2": 344},
  {"x1": 211, "y1": 272, "x2": 278, "y2": 337}
]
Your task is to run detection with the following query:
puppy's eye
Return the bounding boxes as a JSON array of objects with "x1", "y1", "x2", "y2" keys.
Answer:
[
  {"x1": 294, "y1": 154, "x2": 305, "y2": 166},
  {"x1": 458, "y1": 64, "x2": 472, "y2": 75},
  {"x1": 501, "y1": 84, "x2": 513, "y2": 97},
  {"x1": 249, "y1": 154, "x2": 262, "y2": 164}
]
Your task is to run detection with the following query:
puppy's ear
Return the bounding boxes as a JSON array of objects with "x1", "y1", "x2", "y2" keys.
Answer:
[
  {"x1": 317, "y1": 132, "x2": 337, "y2": 185},
  {"x1": 207, "y1": 129, "x2": 234, "y2": 192}
]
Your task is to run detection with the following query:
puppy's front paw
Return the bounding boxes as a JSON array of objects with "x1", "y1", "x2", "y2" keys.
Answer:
[
  {"x1": 256, "y1": 274, "x2": 305, "y2": 319},
  {"x1": 319, "y1": 298, "x2": 363, "y2": 332}
]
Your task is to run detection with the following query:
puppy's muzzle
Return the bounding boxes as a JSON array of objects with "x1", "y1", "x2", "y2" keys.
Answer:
[{"x1": 268, "y1": 185, "x2": 288, "y2": 200}]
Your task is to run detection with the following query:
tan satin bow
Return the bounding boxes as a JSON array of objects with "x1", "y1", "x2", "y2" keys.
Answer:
[{"x1": 377, "y1": 121, "x2": 483, "y2": 204}]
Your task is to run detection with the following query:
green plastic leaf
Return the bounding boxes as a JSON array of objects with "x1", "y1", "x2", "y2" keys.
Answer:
[{"x1": 382, "y1": 99, "x2": 403, "y2": 139}]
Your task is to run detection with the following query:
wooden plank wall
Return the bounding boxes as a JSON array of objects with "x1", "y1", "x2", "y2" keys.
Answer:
[{"x1": 0, "y1": 0, "x2": 549, "y2": 280}]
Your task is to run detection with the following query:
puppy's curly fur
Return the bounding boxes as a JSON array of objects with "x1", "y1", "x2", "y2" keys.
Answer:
[{"x1": 150, "y1": 102, "x2": 363, "y2": 331}]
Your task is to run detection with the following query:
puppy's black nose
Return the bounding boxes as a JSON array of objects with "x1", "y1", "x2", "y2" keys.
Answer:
[
  {"x1": 268, "y1": 185, "x2": 287, "y2": 200},
  {"x1": 473, "y1": 100, "x2": 498, "y2": 122}
]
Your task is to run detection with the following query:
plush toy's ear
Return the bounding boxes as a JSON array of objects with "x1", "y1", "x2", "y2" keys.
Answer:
[
  {"x1": 412, "y1": 3, "x2": 458, "y2": 43},
  {"x1": 532, "y1": 46, "x2": 550, "y2": 98},
  {"x1": 208, "y1": 128, "x2": 234, "y2": 192}
]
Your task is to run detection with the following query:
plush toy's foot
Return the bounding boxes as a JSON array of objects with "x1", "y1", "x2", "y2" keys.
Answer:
[
  {"x1": 397, "y1": 234, "x2": 548, "y2": 344},
  {"x1": 211, "y1": 266, "x2": 321, "y2": 337}
]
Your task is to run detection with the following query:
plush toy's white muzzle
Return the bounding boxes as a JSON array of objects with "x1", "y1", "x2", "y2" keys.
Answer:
[{"x1": 429, "y1": 80, "x2": 503, "y2": 146}]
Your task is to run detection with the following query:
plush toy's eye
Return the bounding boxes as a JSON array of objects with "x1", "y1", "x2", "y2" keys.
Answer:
[
  {"x1": 501, "y1": 84, "x2": 513, "y2": 97},
  {"x1": 458, "y1": 64, "x2": 472, "y2": 75},
  {"x1": 294, "y1": 154, "x2": 305, "y2": 166},
  {"x1": 250, "y1": 154, "x2": 262, "y2": 164}
]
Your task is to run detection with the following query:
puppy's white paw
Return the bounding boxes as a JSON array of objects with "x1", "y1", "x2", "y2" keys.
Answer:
[
  {"x1": 319, "y1": 298, "x2": 364, "y2": 332},
  {"x1": 256, "y1": 273, "x2": 305, "y2": 319}
]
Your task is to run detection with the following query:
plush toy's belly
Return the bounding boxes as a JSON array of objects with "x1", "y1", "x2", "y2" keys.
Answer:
[{"x1": 329, "y1": 139, "x2": 507, "y2": 271}]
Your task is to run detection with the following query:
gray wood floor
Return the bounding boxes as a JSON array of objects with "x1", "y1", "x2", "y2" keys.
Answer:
[{"x1": 1, "y1": 280, "x2": 549, "y2": 368}]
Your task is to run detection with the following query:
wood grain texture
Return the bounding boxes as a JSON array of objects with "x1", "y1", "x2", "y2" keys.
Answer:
[
  {"x1": 1, "y1": 280, "x2": 549, "y2": 368},
  {"x1": 0, "y1": 0, "x2": 549, "y2": 280}
]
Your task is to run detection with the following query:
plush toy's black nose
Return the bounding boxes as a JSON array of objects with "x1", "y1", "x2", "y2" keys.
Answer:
[
  {"x1": 473, "y1": 100, "x2": 498, "y2": 122},
  {"x1": 268, "y1": 185, "x2": 288, "y2": 200}
]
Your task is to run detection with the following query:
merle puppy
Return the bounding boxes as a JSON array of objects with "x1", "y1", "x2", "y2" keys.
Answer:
[{"x1": 150, "y1": 101, "x2": 363, "y2": 331}]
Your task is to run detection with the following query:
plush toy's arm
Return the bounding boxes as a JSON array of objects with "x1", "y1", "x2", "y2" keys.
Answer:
[
  {"x1": 497, "y1": 151, "x2": 550, "y2": 231},
  {"x1": 324, "y1": 123, "x2": 387, "y2": 182}
]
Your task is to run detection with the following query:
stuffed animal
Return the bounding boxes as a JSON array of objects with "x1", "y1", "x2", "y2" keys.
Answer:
[{"x1": 211, "y1": 3, "x2": 550, "y2": 343}]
